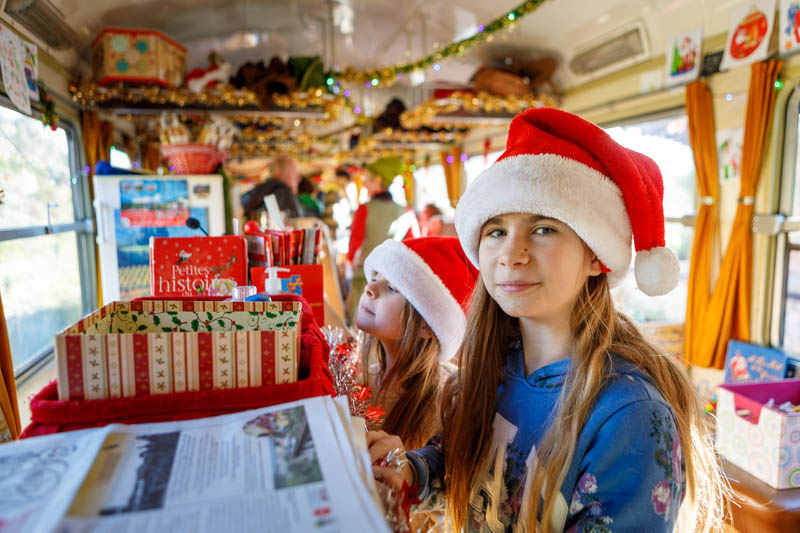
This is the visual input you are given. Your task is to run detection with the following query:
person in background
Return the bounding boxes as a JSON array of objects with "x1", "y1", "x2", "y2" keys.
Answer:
[
  {"x1": 418, "y1": 203, "x2": 443, "y2": 236},
  {"x1": 297, "y1": 176, "x2": 323, "y2": 218},
  {"x1": 240, "y1": 154, "x2": 303, "y2": 221},
  {"x1": 346, "y1": 156, "x2": 419, "y2": 323}
]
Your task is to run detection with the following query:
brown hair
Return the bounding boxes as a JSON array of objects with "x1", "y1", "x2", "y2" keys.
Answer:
[
  {"x1": 362, "y1": 299, "x2": 443, "y2": 449},
  {"x1": 441, "y1": 275, "x2": 727, "y2": 532}
]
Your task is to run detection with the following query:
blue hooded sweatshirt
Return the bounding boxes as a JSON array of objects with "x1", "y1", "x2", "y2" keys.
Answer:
[{"x1": 407, "y1": 341, "x2": 685, "y2": 532}]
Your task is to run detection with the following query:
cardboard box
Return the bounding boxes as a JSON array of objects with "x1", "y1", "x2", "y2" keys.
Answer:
[
  {"x1": 92, "y1": 27, "x2": 186, "y2": 87},
  {"x1": 56, "y1": 299, "x2": 302, "y2": 401},
  {"x1": 150, "y1": 236, "x2": 247, "y2": 298},
  {"x1": 715, "y1": 380, "x2": 800, "y2": 488},
  {"x1": 251, "y1": 264, "x2": 324, "y2": 327}
]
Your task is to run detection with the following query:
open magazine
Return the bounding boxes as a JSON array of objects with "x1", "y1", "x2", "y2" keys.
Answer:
[{"x1": 0, "y1": 396, "x2": 389, "y2": 533}]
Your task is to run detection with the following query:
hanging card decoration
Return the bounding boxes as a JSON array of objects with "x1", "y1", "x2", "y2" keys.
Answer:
[
  {"x1": 0, "y1": 23, "x2": 31, "y2": 114},
  {"x1": 665, "y1": 28, "x2": 703, "y2": 87},
  {"x1": 21, "y1": 39, "x2": 38, "y2": 101},
  {"x1": 721, "y1": 0, "x2": 776, "y2": 71},
  {"x1": 779, "y1": 0, "x2": 800, "y2": 54}
]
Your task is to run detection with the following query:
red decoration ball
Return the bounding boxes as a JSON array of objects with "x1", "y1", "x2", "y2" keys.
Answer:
[{"x1": 243, "y1": 220, "x2": 261, "y2": 233}]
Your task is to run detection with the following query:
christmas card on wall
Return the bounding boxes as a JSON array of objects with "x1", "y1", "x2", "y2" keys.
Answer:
[
  {"x1": 721, "y1": 0, "x2": 777, "y2": 71},
  {"x1": 150, "y1": 236, "x2": 247, "y2": 297},
  {"x1": 664, "y1": 28, "x2": 703, "y2": 87}
]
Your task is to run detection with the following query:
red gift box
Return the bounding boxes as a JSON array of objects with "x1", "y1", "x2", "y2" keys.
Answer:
[
  {"x1": 251, "y1": 264, "x2": 324, "y2": 327},
  {"x1": 22, "y1": 295, "x2": 334, "y2": 438},
  {"x1": 55, "y1": 299, "x2": 302, "y2": 401},
  {"x1": 150, "y1": 236, "x2": 247, "y2": 297}
]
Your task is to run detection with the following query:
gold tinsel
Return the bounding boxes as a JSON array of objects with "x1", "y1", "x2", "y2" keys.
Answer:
[
  {"x1": 400, "y1": 91, "x2": 557, "y2": 129},
  {"x1": 69, "y1": 79, "x2": 259, "y2": 109}
]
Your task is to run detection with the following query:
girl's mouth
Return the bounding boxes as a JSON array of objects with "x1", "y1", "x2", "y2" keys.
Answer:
[
  {"x1": 360, "y1": 305, "x2": 375, "y2": 316},
  {"x1": 498, "y1": 282, "x2": 538, "y2": 293}
]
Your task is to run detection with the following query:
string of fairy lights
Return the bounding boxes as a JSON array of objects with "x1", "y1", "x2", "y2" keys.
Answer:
[{"x1": 326, "y1": 0, "x2": 549, "y2": 87}]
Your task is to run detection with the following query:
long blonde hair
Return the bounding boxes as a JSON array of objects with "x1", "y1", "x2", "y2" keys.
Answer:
[
  {"x1": 441, "y1": 274, "x2": 727, "y2": 532},
  {"x1": 361, "y1": 299, "x2": 443, "y2": 449}
]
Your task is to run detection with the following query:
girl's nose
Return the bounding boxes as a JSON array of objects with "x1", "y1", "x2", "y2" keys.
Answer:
[
  {"x1": 499, "y1": 234, "x2": 530, "y2": 267},
  {"x1": 364, "y1": 280, "x2": 377, "y2": 298}
]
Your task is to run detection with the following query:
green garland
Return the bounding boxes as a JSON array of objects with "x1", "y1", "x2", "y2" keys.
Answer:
[{"x1": 329, "y1": 0, "x2": 550, "y2": 85}]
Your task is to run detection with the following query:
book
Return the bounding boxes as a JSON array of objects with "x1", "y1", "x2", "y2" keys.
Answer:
[{"x1": 723, "y1": 340, "x2": 788, "y2": 383}]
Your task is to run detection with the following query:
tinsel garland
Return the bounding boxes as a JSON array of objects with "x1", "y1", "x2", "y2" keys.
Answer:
[
  {"x1": 400, "y1": 90, "x2": 556, "y2": 129},
  {"x1": 69, "y1": 79, "x2": 259, "y2": 109},
  {"x1": 321, "y1": 326, "x2": 385, "y2": 428},
  {"x1": 330, "y1": 0, "x2": 550, "y2": 85}
]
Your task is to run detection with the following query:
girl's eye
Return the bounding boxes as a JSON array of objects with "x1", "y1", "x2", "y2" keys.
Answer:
[
  {"x1": 485, "y1": 227, "x2": 506, "y2": 238},
  {"x1": 534, "y1": 226, "x2": 555, "y2": 236},
  {"x1": 386, "y1": 284, "x2": 397, "y2": 293}
]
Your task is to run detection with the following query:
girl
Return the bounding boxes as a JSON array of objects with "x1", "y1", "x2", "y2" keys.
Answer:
[
  {"x1": 368, "y1": 108, "x2": 726, "y2": 532},
  {"x1": 356, "y1": 236, "x2": 477, "y2": 450}
]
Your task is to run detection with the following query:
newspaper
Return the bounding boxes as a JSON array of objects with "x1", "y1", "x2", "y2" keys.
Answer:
[{"x1": 0, "y1": 396, "x2": 389, "y2": 533}]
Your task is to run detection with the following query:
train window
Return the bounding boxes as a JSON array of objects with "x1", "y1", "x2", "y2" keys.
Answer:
[
  {"x1": 604, "y1": 113, "x2": 695, "y2": 324},
  {"x1": 776, "y1": 101, "x2": 800, "y2": 356},
  {"x1": 0, "y1": 101, "x2": 96, "y2": 378},
  {"x1": 413, "y1": 163, "x2": 450, "y2": 213},
  {"x1": 109, "y1": 146, "x2": 133, "y2": 169}
]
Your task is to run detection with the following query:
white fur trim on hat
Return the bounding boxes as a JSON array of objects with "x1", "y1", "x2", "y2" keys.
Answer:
[
  {"x1": 455, "y1": 153, "x2": 632, "y2": 288},
  {"x1": 364, "y1": 239, "x2": 466, "y2": 361},
  {"x1": 634, "y1": 246, "x2": 680, "y2": 296}
]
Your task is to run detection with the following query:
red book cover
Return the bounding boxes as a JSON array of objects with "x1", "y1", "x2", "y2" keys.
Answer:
[{"x1": 150, "y1": 236, "x2": 247, "y2": 297}]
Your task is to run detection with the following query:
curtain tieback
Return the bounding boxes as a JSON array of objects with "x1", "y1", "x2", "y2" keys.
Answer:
[
  {"x1": 739, "y1": 196, "x2": 755, "y2": 205},
  {"x1": 700, "y1": 196, "x2": 715, "y2": 205}
]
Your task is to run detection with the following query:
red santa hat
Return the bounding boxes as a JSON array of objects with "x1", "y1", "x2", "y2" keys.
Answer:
[
  {"x1": 455, "y1": 107, "x2": 679, "y2": 296},
  {"x1": 363, "y1": 236, "x2": 478, "y2": 360}
]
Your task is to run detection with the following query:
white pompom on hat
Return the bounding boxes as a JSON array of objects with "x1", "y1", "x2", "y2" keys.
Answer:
[
  {"x1": 363, "y1": 236, "x2": 479, "y2": 360},
  {"x1": 454, "y1": 107, "x2": 679, "y2": 296}
]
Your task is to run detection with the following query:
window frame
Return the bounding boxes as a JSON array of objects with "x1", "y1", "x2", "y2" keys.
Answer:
[
  {"x1": 770, "y1": 83, "x2": 800, "y2": 351},
  {"x1": 0, "y1": 95, "x2": 97, "y2": 379}
]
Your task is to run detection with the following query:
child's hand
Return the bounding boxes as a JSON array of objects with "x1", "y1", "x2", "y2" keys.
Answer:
[{"x1": 366, "y1": 430, "x2": 414, "y2": 490}]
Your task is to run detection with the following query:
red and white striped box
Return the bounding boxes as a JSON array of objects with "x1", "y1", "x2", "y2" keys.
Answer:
[{"x1": 55, "y1": 300, "x2": 301, "y2": 401}]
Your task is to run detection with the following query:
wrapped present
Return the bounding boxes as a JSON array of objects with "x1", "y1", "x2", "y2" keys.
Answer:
[
  {"x1": 716, "y1": 379, "x2": 800, "y2": 489},
  {"x1": 150, "y1": 236, "x2": 247, "y2": 297},
  {"x1": 92, "y1": 27, "x2": 186, "y2": 87},
  {"x1": 55, "y1": 299, "x2": 302, "y2": 401}
]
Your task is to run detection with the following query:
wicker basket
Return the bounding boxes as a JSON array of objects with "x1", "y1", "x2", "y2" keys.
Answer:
[{"x1": 160, "y1": 143, "x2": 226, "y2": 174}]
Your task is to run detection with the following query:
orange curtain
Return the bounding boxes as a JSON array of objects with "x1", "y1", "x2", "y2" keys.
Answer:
[
  {"x1": 441, "y1": 147, "x2": 463, "y2": 208},
  {"x1": 692, "y1": 60, "x2": 783, "y2": 368},
  {"x1": 142, "y1": 141, "x2": 162, "y2": 172},
  {"x1": 81, "y1": 112, "x2": 114, "y2": 306},
  {"x1": 684, "y1": 80, "x2": 721, "y2": 365},
  {"x1": 403, "y1": 159, "x2": 415, "y2": 207},
  {"x1": 0, "y1": 294, "x2": 21, "y2": 442}
]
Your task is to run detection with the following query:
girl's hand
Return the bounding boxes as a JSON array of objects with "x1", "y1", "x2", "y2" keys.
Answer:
[{"x1": 366, "y1": 430, "x2": 414, "y2": 490}]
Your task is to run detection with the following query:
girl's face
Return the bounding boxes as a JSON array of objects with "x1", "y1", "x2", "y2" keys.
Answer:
[
  {"x1": 478, "y1": 213, "x2": 602, "y2": 324},
  {"x1": 356, "y1": 272, "x2": 406, "y2": 344}
]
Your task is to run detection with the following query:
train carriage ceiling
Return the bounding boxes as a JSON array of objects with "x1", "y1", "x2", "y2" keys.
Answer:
[{"x1": 31, "y1": 0, "x2": 738, "y2": 91}]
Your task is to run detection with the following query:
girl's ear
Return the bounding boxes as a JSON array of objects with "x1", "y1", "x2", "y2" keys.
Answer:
[
  {"x1": 588, "y1": 256, "x2": 604, "y2": 277},
  {"x1": 419, "y1": 320, "x2": 435, "y2": 339}
]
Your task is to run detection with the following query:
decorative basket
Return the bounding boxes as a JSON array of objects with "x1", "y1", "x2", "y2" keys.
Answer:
[{"x1": 160, "y1": 143, "x2": 226, "y2": 174}]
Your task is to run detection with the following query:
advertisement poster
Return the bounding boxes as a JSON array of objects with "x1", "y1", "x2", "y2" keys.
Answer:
[
  {"x1": 664, "y1": 28, "x2": 703, "y2": 87},
  {"x1": 115, "y1": 179, "x2": 208, "y2": 299},
  {"x1": 721, "y1": 0, "x2": 776, "y2": 71}
]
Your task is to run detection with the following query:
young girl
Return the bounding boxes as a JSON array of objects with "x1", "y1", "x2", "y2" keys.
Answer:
[
  {"x1": 357, "y1": 236, "x2": 477, "y2": 449},
  {"x1": 368, "y1": 108, "x2": 726, "y2": 532}
]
